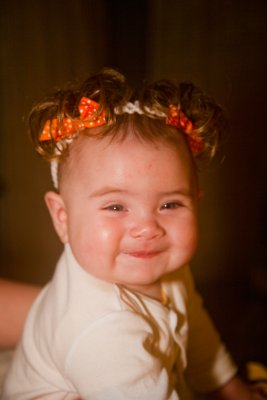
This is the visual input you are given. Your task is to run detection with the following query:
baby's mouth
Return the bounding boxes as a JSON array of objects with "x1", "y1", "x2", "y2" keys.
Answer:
[{"x1": 124, "y1": 250, "x2": 162, "y2": 259}]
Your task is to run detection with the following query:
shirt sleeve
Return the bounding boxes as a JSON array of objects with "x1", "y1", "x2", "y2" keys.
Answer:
[
  {"x1": 182, "y1": 267, "x2": 238, "y2": 393},
  {"x1": 64, "y1": 311, "x2": 178, "y2": 400}
]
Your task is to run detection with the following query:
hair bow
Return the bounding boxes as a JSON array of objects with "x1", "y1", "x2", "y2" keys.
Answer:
[
  {"x1": 166, "y1": 105, "x2": 204, "y2": 155},
  {"x1": 39, "y1": 97, "x2": 106, "y2": 142}
]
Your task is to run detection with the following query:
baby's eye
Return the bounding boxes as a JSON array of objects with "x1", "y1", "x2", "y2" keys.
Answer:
[
  {"x1": 160, "y1": 202, "x2": 182, "y2": 210},
  {"x1": 104, "y1": 204, "x2": 126, "y2": 212}
]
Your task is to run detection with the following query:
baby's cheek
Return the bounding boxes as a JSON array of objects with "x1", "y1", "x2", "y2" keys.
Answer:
[
  {"x1": 78, "y1": 222, "x2": 121, "y2": 257},
  {"x1": 175, "y1": 216, "x2": 199, "y2": 254},
  {"x1": 187, "y1": 220, "x2": 199, "y2": 254},
  {"x1": 96, "y1": 225, "x2": 118, "y2": 242},
  {"x1": 189, "y1": 230, "x2": 199, "y2": 258}
]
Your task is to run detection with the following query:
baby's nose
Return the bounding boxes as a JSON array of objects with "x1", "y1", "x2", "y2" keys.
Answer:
[{"x1": 129, "y1": 218, "x2": 165, "y2": 240}]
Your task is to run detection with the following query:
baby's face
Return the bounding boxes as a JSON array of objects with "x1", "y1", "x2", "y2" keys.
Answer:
[{"x1": 47, "y1": 133, "x2": 199, "y2": 296}]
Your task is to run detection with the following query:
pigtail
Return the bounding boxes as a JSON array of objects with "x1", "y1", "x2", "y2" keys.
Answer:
[
  {"x1": 140, "y1": 79, "x2": 226, "y2": 161},
  {"x1": 139, "y1": 79, "x2": 179, "y2": 115},
  {"x1": 29, "y1": 68, "x2": 134, "y2": 161},
  {"x1": 179, "y1": 82, "x2": 226, "y2": 161},
  {"x1": 79, "y1": 68, "x2": 132, "y2": 120},
  {"x1": 28, "y1": 89, "x2": 80, "y2": 161}
]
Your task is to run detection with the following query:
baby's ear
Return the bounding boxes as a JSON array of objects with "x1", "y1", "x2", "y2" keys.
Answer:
[{"x1": 44, "y1": 191, "x2": 69, "y2": 243}]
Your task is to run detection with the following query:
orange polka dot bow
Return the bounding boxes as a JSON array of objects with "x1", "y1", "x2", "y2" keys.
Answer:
[
  {"x1": 39, "y1": 97, "x2": 106, "y2": 142},
  {"x1": 166, "y1": 105, "x2": 204, "y2": 155}
]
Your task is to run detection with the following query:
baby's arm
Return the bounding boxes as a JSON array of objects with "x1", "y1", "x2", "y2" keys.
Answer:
[
  {"x1": 0, "y1": 278, "x2": 40, "y2": 349},
  {"x1": 181, "y1": 268, "x2": 266, "y2": 399},
  {"x1": 180, "y1": 267, "x2": 237, "y2": 392}
]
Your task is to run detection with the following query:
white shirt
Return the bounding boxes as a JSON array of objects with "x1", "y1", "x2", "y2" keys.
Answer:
[{"x1": 3, "y1": 244, "x2": 237, "y2": 399}]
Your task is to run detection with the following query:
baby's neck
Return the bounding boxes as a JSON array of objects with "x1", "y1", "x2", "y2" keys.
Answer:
[{"x1": 125, "y1": 281, "x2": 162, "y2": 302}]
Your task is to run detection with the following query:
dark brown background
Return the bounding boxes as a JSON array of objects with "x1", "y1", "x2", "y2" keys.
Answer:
[{"x1": 1, "y1": 0, "x2": 266, "y2": 372}]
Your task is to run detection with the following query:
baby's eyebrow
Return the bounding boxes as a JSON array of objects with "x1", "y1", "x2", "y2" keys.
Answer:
[
  {"x1": 159, "y1": 189, "x2": 194, "y2": 198},
  {"x1": 89, "y1": 187, "x2": 127, "y2": 198}
]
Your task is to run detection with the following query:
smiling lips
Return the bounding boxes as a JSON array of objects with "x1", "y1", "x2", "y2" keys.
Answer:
[{"x1": 125, "y1": 250, "x2": 163, "y2": 259}]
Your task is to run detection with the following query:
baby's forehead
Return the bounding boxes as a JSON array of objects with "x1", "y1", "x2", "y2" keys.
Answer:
[
  {"x1": 68, "y1": 128, "x2": 189, "y2": 160},
  {"x1": 59, "y1": 137, "x2": 197, "y2": 208},
  {"x1": 63, "y1": 132, "x2": 194, "y2": 182},
  {"x1": 58, "y1": 130, "x2": 197, "y2": 195}
]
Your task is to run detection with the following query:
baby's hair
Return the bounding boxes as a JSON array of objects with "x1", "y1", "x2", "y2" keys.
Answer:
[{"x1": 29, "y1": 68, "x2": 226, "y2": 164}]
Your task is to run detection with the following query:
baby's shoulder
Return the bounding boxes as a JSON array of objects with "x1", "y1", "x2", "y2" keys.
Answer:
[{"x1": 162, "y1": 265, "x2": 196, "y2": 308}]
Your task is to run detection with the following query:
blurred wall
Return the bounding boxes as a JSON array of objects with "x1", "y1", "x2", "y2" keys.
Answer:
[
  {"x1": 1, "y1": 0, "x2": 267, "y2": 294},
  {"x1": 0, "y1": 0, "x2": 108, "y2": 283}
]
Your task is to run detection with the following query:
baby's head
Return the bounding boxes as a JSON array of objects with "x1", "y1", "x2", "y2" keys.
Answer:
[
  {"x1": 30, "y1": 68, "x2": 224, "y2": 187},
  {"x1": 29, "y1": 68, "x2": 225, "y2": 295}
]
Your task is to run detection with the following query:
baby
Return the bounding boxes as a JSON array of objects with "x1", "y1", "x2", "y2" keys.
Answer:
[{"x1": 3, "y1": 69, "x2": 261, "y2": 399}]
